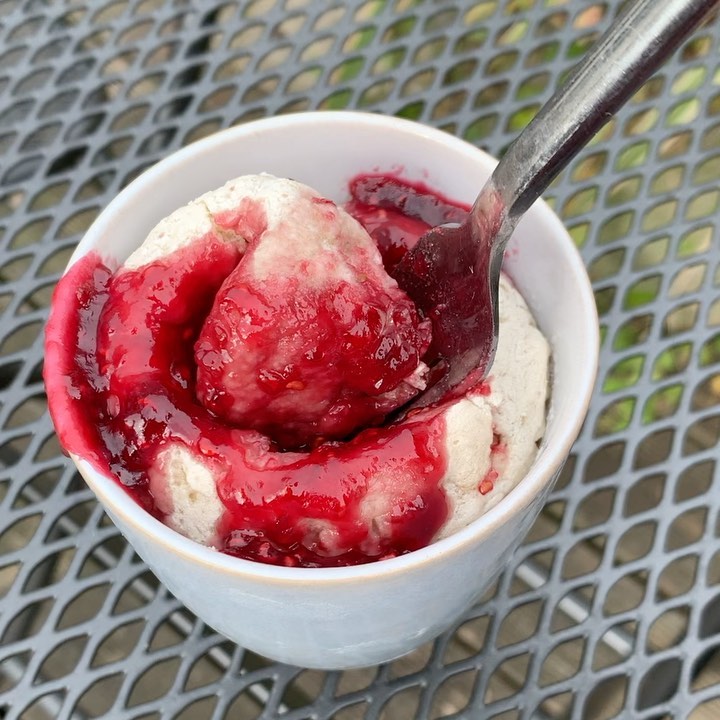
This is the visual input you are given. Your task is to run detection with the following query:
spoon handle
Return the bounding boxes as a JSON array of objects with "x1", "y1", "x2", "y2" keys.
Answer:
[{"x1": 485, "y1": 0, "x2": 718, "y2": 226}]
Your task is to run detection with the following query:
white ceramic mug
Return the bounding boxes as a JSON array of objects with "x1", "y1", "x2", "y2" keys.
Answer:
[{"x1": 52, "y1": 112, "x2": 598, "y2": 669}]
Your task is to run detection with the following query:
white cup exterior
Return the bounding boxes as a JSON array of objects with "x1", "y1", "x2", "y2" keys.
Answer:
[{"x1": 62, "y1": 112, "x2": 598, "y2": 669}]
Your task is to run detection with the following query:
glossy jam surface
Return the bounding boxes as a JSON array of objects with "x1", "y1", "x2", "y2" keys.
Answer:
[
  {"x1": 45, "y1": 174, "x2": 470, "y2": 567},
  {"x1": 346, "y1": 175, "x2": 468, "y2": 274},
  {"x1": 193, "y1": 191, "x2": 431, "y2": 450}
]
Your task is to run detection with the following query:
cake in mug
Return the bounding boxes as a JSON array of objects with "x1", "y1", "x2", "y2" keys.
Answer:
[{"x1": 44, "y1": 173, "x2": 550, "y2": 568}]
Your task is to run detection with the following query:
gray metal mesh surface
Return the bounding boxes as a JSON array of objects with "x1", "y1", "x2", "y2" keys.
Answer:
[{"x1": 1, "y1": 0, "x2": 719, "y2": 718}]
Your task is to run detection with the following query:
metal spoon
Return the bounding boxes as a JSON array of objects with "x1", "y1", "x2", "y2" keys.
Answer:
[{"x1": 394, "y1": 0, "x2": 719, "y2": 408}]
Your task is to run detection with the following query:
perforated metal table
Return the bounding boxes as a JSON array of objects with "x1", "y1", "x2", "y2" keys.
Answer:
[{"x1": 1, "y1": 1, "x2": 719, "y2": 718}]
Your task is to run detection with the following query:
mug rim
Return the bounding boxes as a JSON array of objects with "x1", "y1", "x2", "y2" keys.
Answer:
[{"x1": 64, "y1": 110, "x2": 599, "y2": 584}]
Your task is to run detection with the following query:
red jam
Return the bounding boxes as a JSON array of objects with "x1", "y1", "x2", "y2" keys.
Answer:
[
  {"x1": 346, "y1": 175, "x2": 468, "y2": 273},
  {"x1": 44, "y1": 174, "x2": 471, "y2": 567},
  {"x1": 193, "y1": 193, "x2": 432, "y2": 450}
]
